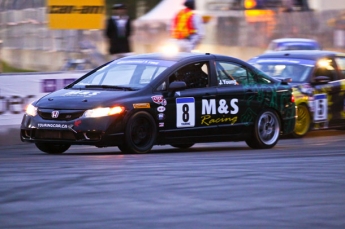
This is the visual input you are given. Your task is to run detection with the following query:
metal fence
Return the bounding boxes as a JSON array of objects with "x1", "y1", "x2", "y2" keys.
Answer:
[{"x1": 0, "y1": 0, "x2": 344, "y2": 68}]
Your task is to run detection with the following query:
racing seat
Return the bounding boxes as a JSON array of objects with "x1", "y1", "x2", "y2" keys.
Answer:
[{"x1": 178, "y1": 65, "x2": 208, "y2": 89}]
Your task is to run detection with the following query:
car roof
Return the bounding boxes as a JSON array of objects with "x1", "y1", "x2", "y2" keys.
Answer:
[
  {"x1": 271, "y1": 38, "x2": 319, "y2": 43},
  {"x1": 122, "y1": 52, "x2": 214, "y2": 62},
  {"x1": 252, "y1": 50, "x2": 345, "y2": 61},
  {"x1": 120, "y1": 52, "x2": 250, "y2": 66}
]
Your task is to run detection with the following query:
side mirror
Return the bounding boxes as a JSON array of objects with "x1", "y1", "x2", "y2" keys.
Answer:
[
  {"x1": 314, "y1": 75, "x2": 330, "y2": 84},
  {"x1": 276, "y1": 77, "x2": 292, "y2": 84},
  {"x1": 168, "y1": 81, "x2": 187, "y2": 92}
]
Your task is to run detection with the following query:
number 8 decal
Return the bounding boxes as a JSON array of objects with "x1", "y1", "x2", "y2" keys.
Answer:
[
  {"x1": 176, "y1": 97, "x2": 195, "y2": 128},
  {"x1": 314, "y1": 94, "x2": 327, "y2": 122}
]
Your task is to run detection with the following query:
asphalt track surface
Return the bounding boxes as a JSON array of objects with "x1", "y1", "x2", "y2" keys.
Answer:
[{"x1": 1, "y1": 130, "x2": 345, "y2": 229}]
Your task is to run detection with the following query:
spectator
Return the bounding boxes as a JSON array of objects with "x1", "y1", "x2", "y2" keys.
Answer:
[
  {"x1": 170, "y1": 0, "x2": 204, "y2": 52},
  {"x1": 105, "y1": 3, "x2": 132, "y2": 60}
]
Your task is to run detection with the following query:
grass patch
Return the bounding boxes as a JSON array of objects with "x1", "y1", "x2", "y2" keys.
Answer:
[{"x1": 1, "y1": 61, "x2": 36, "y2": 73}]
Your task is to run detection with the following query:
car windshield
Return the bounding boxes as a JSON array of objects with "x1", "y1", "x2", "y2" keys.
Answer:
[
  {"x1": 278, "y1": 43, "x2": 320, "y2": 51},
  {"x1": 267, "y1": 41, "x2": 320, "y2": 51},
  {"x1": 71, "y1": 59, "x2": 175, "y2": 90},
  {"x1": 249, "y1": 58, "x2": 314, "y2": 83}
]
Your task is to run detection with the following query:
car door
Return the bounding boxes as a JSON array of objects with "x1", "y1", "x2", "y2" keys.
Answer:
[
  {"x1": 312, "y1": 57, "x2": 345, "y2": 128},
  {"x1": 214, "y1": 60, "x2": 263, "y2": 136},
  {"x1": 156, "y1": 61, "x2": 218, "y2": 142}
]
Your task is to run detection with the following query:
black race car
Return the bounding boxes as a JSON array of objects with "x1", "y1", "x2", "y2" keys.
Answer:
[
  {"x1": 248, "y1": 50, "x2": 345, "y2": 137},
  {"x1": 21, "y1": 52, "x2": 296, "y2": 154}
]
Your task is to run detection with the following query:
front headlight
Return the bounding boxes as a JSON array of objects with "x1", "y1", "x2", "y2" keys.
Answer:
[
  {"x1": 83, "y1": 106, "x2": 125, "y2": 118},
  {"x1": 26, "y1": 104, "x2": 37, "y2": 116}
]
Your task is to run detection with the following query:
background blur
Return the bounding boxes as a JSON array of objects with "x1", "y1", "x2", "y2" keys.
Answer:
[{"x1": 1, "y1": 0, "x2": 345, "y2": 72}]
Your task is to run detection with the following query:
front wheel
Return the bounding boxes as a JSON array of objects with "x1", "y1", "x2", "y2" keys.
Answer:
[
  {"x1": 122, "y1": 111, "x2": 157, "y2": 154},
  {"x1": 292, "y1": 104, "x2": 311, "y2": 138},
  {"x1": 246, "y1": 110, "x2": 281, "y2": 149},
  {"x1": 35, "y1": 142, "x2": 70, "y2": 154}
]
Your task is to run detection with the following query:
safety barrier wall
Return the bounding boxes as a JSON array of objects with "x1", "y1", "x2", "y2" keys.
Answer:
[{"x1": 0, "y1": 71, "x2": 86, "y2": 146}]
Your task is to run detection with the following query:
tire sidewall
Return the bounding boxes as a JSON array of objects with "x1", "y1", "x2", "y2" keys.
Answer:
[
  {"x1": 248, "y1": 109, "x2": 281, "y2": 149},
  {"x1": 124, "y1": 111, "x2": 157, "y2": 154},
  {"x1": 35, "y1": 142, "x2": 70, "y2": 154},
  {"x1": 292, "y1": 104, "x2": 311, "y2": 138}
]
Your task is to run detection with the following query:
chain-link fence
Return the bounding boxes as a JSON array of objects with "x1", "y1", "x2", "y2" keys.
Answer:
[{"x1": 1, "y1": 0, "x2": 345, "y2": 71}]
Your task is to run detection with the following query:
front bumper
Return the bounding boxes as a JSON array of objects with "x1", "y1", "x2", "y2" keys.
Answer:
[{"x1": 20, "y1": 114, "x2": 125, "y2": 146}]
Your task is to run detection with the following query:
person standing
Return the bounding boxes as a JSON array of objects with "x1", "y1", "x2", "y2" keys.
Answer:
[
  {"x1": 170, "y1": 0, "x2": 204, "y2": 52},
  {"x1": 105, "y1": 3, "x2": 132, "y2": 60}
]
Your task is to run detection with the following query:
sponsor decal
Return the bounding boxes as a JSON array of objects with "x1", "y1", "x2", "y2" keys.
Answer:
[
  {"x1": 152, "y1": 95, "x2": 164, "y2": 105},
  {"x1": 116, "y1": 60, "x2": 175, "y2": 67},
  {"x1": 64, "y1": 91, "x2": 101, "y2": 97},
  {"x1": 219, "y1": 80, "x2": 237, "y2": 85},
  {"x1": 51, "y1": 110, "x2": 59, "y2": 118},
  {"x1": 199, "y1": 99, "x2": 239, "y2": 126},
  {"x1": 159, "y1": 122, "x2": 164, "y2": 127},
  {"x1": 118, "y1": 60, "x2": 159, "y2": 65},
  {"x1": 157, "y1": 106, "x2": 166, "y2": 112},
  {"x1": 38, "y1": 123, "x2": 68, "y2": 129},
  {"x1": 158, "y1": 113, "x2": 165, "y2": 120},
  {"x1": 48, "y1": 5, "x2": 104, "y2": 14},
  {"x1": 133, "y1": 103, "x2": 150, "y2": 109},
  {"x1": 47, "y1": 0, "x2": 104, "y2": 30},
  {"x1": 201, "y1": 115, "x2": 238, "y2": 126},
  {"x1": 202, "y1": 99, "x2": 239, "y2": 115},
  {"x1": 74, "y1": 120, "x2": 82, "y2": 127},
  {"x1": 162, "y1": 99, "x2": 167, "y2": 106}
]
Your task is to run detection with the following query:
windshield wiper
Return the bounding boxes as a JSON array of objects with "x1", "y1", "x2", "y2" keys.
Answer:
[{"x1": 85, "y1": 85, "x2": 136, "y2": 91}]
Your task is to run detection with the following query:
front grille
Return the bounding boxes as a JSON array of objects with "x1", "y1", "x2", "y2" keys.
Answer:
[
  {"x1": 35, "y1": 130, "x2": 76, "y2": 140},
  {"x1": 38, "y1": 109, "x2": 85, "y2": 121}
]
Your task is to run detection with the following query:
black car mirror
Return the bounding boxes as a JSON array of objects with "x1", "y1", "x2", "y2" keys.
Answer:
[
  {"x1": 314, "y1": 75, "x2": 330, "y2": 84},
  {"x1": 168, "y1": 81, "x2": 187, "y2": 92}
]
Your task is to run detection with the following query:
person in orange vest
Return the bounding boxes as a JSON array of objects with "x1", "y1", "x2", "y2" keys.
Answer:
[{"x1": 170, "y1": 0, "x2": 204, "y2": 52}]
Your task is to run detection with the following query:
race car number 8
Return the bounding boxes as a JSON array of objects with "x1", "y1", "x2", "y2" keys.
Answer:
[
  {"x1": 176, "y1": 97, "x2": 195, "y2": 128},
  {"x1": 314, "y1": 94, "x2": 327, "y2": 122}
]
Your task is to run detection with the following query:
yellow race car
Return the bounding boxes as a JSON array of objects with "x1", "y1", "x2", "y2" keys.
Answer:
[{"x1": 249, "y1": 50, "x2": 345, "y2": 137}]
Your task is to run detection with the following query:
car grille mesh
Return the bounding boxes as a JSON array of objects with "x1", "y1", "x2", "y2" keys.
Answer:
[
  {"x1": 33, "y1": 129, "x2": 76, "y2": 140},
  {"x1": 38, "y1": 109, "x2": 84, "y2": 121}
]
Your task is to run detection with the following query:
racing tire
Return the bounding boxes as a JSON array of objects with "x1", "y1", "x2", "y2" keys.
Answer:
[
  {"x1": 245, "y1": 109, "x2": 281, "y2": 149},
  {"x1": 123, "y1": 111, "x2": 157, "y2": 154},
  {"x1": 170, "y1": 143, "x2": 194, "y2": 149},
  {"x1": 35, "y1": 142, "x2": 70, "y2": 154},
  {"x1": 292, "y1": 104, "x2": 311, "y2": 138}
]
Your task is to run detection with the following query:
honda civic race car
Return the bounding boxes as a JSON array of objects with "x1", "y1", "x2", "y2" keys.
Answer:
[
  {"x1": 21, "y1": 52, "x2": 296, "y2": 154},
  {"x1": 248, "y1": 50, "x2": 345, "y2": 137}
]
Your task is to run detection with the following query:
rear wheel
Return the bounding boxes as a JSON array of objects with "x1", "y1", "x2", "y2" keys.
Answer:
[
  {"x1": 122, "y1": 111, "x2": 157, "y2": 154},
  {"x1": 292, "y1": 104, "x2": 311, "y2": 138},
  {"x1": 246, "y1": 109, "x2": 280, "y2": 149},
  {"x1": 35, "y1": 142, "x2": 70, "y2": 154},
  {"x1": 170, "y1": 143, "x2": 194, "y2": 149}
]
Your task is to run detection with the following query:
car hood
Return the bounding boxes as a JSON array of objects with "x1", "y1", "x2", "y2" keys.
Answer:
[{"x1": 36, "y1": 89, "x2": 133, "y2": 109}]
